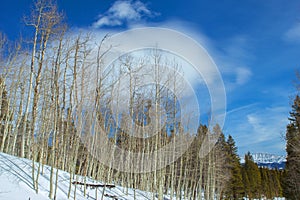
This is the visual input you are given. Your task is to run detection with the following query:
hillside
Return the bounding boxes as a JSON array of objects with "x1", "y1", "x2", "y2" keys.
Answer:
[{"x1": 0, "y1": 152, "x2": 168, "y2": 200}]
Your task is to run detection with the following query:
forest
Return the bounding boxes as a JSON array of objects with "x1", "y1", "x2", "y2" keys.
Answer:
[{"x1": 0, "y1": 0, "x2": 299, "y2": 199}]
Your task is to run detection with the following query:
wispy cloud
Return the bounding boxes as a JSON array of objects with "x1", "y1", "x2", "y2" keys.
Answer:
[
  {"x1": 284, "y1": 23, "x2": 300, "y2": 42},
  {"x1": 211, "y1": 35, "x2": 254, "y2": 90},
  {"x1": 92, "y1": 1, "x2": 156, "y2": 28},
  {"x1": 226, "y1": 103, "x2": 257, "y2": 116},
  {"x1": 235, "y1": 67, "x2": 252, "y2": 85},
  {"x1": 226, "y1": 106, "x2": 289, "y2": 155},
  {"x1": 148, "y1": 20, "x2": 254, "y2": 90}
]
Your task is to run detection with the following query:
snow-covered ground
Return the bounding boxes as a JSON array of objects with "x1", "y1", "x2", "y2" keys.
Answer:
[
  {"x1": 0, "y1": 152, "x2": 169, "y2": 200},
  {"x1": 0, "y1": 152, "x2": 286, "y2": 200}
]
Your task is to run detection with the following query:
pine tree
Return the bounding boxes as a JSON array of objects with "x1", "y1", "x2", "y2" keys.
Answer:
[
  {"x1": 241, "y1": 165, "x2": 251, "y2": 199},
  {"x1": 225, "y1": 135, "x2": 244, "y2": 199},
  {"x1": 0, "y1": 77, "x2": 13, "y2": 152},
  {"x1": 284, "y1": 95, "x2": 300, "y2": 199},
  {"x1": 260, "y1": 168, "x2": 271, "y2": 199},
  {"x1": 271, "y1": 169, "x2": 283, "y2": 197},
  {"x1": 243, "y1": 152, "x2": 261, "y2": 199}
]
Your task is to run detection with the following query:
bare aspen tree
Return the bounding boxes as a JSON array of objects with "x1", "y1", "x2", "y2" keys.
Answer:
[
  {"x1": 48, "y1": 26, "x2": 66, "y2": 199},
  {"x1": 22, "y1": 0, "x2": 63, "y2": 192},
  {"x1": 66, "y1": 33, "x2": 92, "y2": 199},
  {"x1": 0, "y1": 39, "x2": 23, "y2": 154},
  {"x1": 9, "y1": 50, "x2": 29, "y2": 157},
  {"x1": 4, "y1": 72, "x2": 20, "y2": 154},
  {"x1": 0, "y1": 1, "x2": 235, "y2": 198}
]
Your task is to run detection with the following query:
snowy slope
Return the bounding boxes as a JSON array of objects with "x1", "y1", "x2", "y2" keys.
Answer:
[
  {"x1": 0, "y1": 152, "x2": 168, "y2": 200},
  {"x1": 0, "y1": 152, "x2": 286, "y2": 200}
]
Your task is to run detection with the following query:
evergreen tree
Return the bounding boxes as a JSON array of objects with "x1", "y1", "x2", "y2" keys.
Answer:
[
  {"x1": 271, "y1": 169, "x2": 283, "y2": 197},
  {"x1": 0, "y1": 77, "x2": 13, "y2": 152},
  {"x1": 241, "y1": 165, "x2": 251, "y2": 199},
  {"x1": 260, "y1": 168, "x2": 271, "y2": 199},
  {"x1": 242, "y1": 152, "x2": 261, "y2": 199},
  {"x1": 0, "y1": 77, "x2": 9, "y2": 121},
  {"x1": 284, "y1": 95, "x2": 300, "y2": 199},
  {"x1": 225, "y1": 135, "x2": 244, "y2": 199}
]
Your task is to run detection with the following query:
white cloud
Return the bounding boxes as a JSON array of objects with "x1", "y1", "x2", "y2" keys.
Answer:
[
  {"x1": 284, "y1": 23, "x2": 300, "y2": 42},
  {"x1": 246, "y1": 110, "x2": 287, "y2": 145},
  {"x1": 236, "y1": 67, "x2": 252, "y2": 85},
  {"x1": 226, "y1": 103, "x2": 257, "y2": 116},
  {"x1": 92, "y1": 1, "x2": 155, "y2": 28},
  {"x1": 211, "y1": 35, "x2": 254, "y2": 90},
  {"x1": 226, "y1": 106, "x2": 289, "y2": 155},
  {"x1": 142, "y1": 20, "x2": 254, "y2": 89},
  {"x1": 91, "y1": 16, "x2": 253, "y2": 91}
]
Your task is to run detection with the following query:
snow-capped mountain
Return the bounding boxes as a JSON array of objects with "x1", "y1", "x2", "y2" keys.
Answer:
[
  {"x1": 251, "y1": 153, "x2": 286, "y2": 164},
  {"x1": 241, "y1": 153, "x2": 286, "y2": 169}
]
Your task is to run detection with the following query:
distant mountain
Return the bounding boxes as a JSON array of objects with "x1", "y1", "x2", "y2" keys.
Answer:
[
  {"x1": 241, "y1": 153, "x2": 286, "y2": 170},
  {"x1": 251, "y1": 153, "x2": 286, "y2": 163}
]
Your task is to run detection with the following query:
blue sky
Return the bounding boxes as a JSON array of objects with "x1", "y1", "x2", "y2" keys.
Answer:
[{"x1": 1, "y1": 0, "x2": 300, "y2": 156}]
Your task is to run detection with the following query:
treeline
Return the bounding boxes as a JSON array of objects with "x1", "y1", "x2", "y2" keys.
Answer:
[
  {"x1": 114, "y1": 124, "x2": 285, "y2": 200},
  {"x1": 240, "y1": 153, "x2": 283, "y2": 199}
]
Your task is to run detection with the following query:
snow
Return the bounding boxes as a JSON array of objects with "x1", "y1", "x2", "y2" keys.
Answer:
[
  {"x1": 240, "y1": 153, "x2": 286, "y2": 164},
  {"x1": 0, "y1": 152, "x2": 166, "y2": 200},
  {"x1": 250, "y1": 153, "x2": 286, "y2": 164},
  {"x1": 0, "y1": 152, "x2": 286, "y2": 200},
  {"x1": 243, "y1": 198, "x2": 285, "y2": 200}
]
